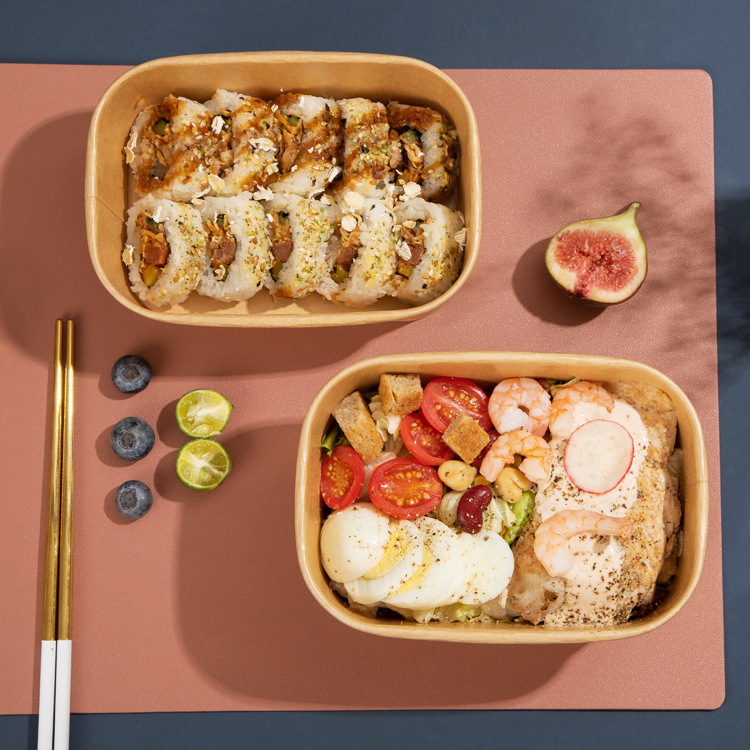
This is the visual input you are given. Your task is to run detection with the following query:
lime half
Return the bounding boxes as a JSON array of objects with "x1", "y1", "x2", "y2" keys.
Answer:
[
  {"x1": 176, "y1": 439, "x2": 232, "y2": 491},
  {"x1": 176, "y1": 389, "x2": 233, "y2": 438}
]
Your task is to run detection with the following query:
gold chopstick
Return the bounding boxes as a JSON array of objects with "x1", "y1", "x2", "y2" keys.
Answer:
[
  {"x1": 41, "y1": 320, "x2": 65, "y2": 643},
  {"x1": 55, "y1": 320, "x2": 74, "y2": 750},
  {"x1": 37, "y1": 319, "x2": 74, "y2": 750},
  {"x1": 58, "y1": 319, "x2": 74, "y2": 644}
]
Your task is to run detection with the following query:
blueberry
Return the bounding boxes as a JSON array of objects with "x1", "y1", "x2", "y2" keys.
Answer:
[
  {"x1": 111, "y1": 355, "x2": 152, "y2": 394},
  {"x1": 115, "y1": 480, "x2": 153, "y2": 520},
  {"x1": 110, "y1": 417, "x2": 155, "y2": 461}
]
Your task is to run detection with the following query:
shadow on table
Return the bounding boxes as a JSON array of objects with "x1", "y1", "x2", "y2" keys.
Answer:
[
  {"x1": 0, "y1": 114, "x2": 408, "y2": 379},
  {"x1": 509, "y1": 88, "x2": 717, "y2": 372},
  {"x1": 172, "y1": 422, "x2": 581, "y2": 708},
  {"x1": 513, "y1": 237, "x2": 604, "y2": 325}
]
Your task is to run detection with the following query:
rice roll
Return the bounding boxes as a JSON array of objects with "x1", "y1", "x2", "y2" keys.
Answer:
[
  {"x1": 204, "y1": 90, "x2": 282, "y2": 195},
  {"x1": 393, "y1": 198, "x2": 465, "y2": 304},
  {"x1": 268, "y1": 93, "x2": 342, "y2": 197},
  {"x1": 125, "y1": 95, "x2": 227, "y2": 202},
  {"x1": 317, "y1": 193, "x2": 398, "y2": 307},
  {"x1": 196, "y1": 195, "x2": 273, "y2": 302},
  {"x1": 124, "y1": 195, "x2": 206, "y2": 307},
  {"x1": 387, "y1": 102, "x2": 458, "y2": 202},
  {"x1": 264, "y1": 194, "x2": 336, "y2": 298},
  {"x1": 336, "y1": 98, "x2": 394, "y2": 196}
]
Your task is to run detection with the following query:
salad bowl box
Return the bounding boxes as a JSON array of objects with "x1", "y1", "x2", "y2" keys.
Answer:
[
  {"x1": 85, "y1": 51, "x2": 480, "y2": 328},
  {"x1": 294, "y1": 351, "x2": 709, "y2": 644}
]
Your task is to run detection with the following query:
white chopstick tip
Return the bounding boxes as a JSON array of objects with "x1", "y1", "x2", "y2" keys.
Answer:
[
  {"x1": 37, "y1": 641, "x2": 56, "y2": 750},
  {"x1": 53, "y1": 640, "x2": 72, "y2": 750}
]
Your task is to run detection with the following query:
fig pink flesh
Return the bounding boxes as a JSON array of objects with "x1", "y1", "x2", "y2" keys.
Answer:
[{"x1": 553, "y1": 229, "x2": 638, "y2": 296}]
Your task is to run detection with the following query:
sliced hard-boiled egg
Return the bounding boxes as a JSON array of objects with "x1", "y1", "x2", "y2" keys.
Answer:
[
  {"x1": 384, "y1": 516, "x2": 468, "y2": 609},
  {"x1": 320, "y1": 503, "x2": 391, "y2": 583},
  {"x1": 361, "y1": 522, "x2": 410, "y2": 580},
  {"x1": 458, "y1": 530, "x2": 515, "y2": 605},
  {"x1": 344, "y1": 520, "x2": 424, "y2": 605}
]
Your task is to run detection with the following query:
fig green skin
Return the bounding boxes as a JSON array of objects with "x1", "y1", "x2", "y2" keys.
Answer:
[{"x1": 545, "y1": 203, "x2": 647, "y2": 306}]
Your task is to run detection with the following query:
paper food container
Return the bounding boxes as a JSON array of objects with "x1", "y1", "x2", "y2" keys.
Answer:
[
  {"x1": 295, "y1": 351, "x2": 709, "y2": 644},
  {"x1": 85, "y1": 51, "x2": 481, "y2": 327}
]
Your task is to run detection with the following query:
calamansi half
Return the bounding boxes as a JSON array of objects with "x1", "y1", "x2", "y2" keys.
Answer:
[
  {"x1": 176, "y1": 389, "x2": 233, "y2": 438},
  {"x1": 175, "y1": 439, "x2": 232, "y2": 491}
]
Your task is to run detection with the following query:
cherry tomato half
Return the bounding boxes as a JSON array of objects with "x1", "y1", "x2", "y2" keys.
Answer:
[
  {"x1": 400, "y1": 412, "x2": 454, "y2": 466},
  {"x1": 421, "y1": 377, "x2": 492, "y2": 434},
  {"x1": 369, "y1": 457, "x2": 443, "y2": 520},
  {"x1": 320, "y1": 446, "x2": 365, "y2": 510}
]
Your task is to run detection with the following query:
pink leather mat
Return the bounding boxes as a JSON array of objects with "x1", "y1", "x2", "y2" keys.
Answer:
[{"x1": 0, "y1": 65, "x2": 723, "y2": 713}]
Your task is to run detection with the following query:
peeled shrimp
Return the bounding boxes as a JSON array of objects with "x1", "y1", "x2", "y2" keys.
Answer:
[
  {"x1": 479, "y1": 429, "x2": 551, "y2": 484},
  {"x1": 488, "y1": 377, "x2": 551, "y2": 437},
  {"x1": 534, "y1": 509, "x2": 633, "y2": 578},
  {"x1": 548, "y1": 381, "x2": 615, "y2": 438}
]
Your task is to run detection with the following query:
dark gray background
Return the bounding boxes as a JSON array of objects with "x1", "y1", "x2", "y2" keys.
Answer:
[{"x1": 2, "y1": 1, "x2": 746, "y2": 747}]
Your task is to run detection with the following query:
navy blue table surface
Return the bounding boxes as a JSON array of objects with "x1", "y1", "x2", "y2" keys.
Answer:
[{"x1": 1, "y1": 1, "x2": 747, "y2": 747}]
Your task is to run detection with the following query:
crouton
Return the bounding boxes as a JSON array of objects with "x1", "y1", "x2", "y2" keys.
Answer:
[
  {"x1": 378, "y1": 373, "x2": 423, "y2": 418},
  {"x1": 331, "y1": 391, "x2": 384, "y2": 462},
  {"x1": 442, "y1": 413, "x2": 490, "y2": 463}
]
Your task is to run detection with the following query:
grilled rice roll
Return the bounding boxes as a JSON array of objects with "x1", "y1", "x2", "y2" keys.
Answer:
[
  {"x1": 264, "y1": 193, "x2": 336, "y2": 298},
  {"x1": 197, "y1": 195, "x2": 273, "y2": 302},
  {"x1": 123, "y1": 196, "x2": 206, "y2": 307},
  {"x1": 393, "y1": 198, "x2": 465, "y2": 304},
  {"x1": 267, "y1": 93, "x2": 343, "y2": 197},
  {"x1": 204, "y1": 90, "x2": 282, "y2": 195},
  {"x1": 336, "y1": 98, "x2": 394, "y2": 197},
  {"x1": 317, "y1": 194, "x2": 398, "y2": 307},
  {"x1": 387, "y1": 102, "x2": 458, "y2": 202},
  {"x1": 125, "y1": 95, "x2": 227, "y2": 202}
]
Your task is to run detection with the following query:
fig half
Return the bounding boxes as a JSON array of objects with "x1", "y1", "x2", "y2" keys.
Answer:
[{"x1": 545, "y1": 202, "x2": 647, "y2": 305}]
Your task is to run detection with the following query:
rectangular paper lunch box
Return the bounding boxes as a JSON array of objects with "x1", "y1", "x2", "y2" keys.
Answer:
[
  {"x1": 294, "y1": 351, "x2": 709, "y2": 644},
  {"x1": 85, "y1": 51, "x2": 481, "y2": 327}
]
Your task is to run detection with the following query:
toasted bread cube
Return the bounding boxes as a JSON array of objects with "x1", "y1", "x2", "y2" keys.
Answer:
[
  {"x1": 378, "y1": 373, "x2": 423, "y2": 417},
  {"x1": 331, "y1": 391, "x2": 384, "y2": 462},
  {"x1": 442, "y1": 413, "x2": 490, "y2": 463}
]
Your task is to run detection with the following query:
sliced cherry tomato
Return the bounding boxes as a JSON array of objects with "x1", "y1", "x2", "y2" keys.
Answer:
[
  {"x1": 369, "y1": 457, "x2": 443, "y2": 520},
  {"x1": 421, "y1": 377, "x2": 492, "y2": 434},
  {"x1": 320, "y1": 446, "x2": 364, "y2": 510},
  {"x1": 400, "y1": 412, "x2": 454, "y2": 466}
]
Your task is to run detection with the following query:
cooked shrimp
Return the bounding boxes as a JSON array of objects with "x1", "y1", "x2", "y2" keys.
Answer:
[
  {"x1": 488, "y1": 377, "x2": 551, "y2": 437},
  {"x1": 548, "y1": 380, "x2": 615, "y2": 438},
  {"x1": 479, "y1": 429, "x2": 551, "y2": 484},
  {"x1": 534, "y1": 510, "x2": 633, "y2": 578}
]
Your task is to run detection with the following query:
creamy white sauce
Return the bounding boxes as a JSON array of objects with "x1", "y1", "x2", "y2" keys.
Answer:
[{"x1": 535, "y1": 398, "x2": 649, "y2": 626}]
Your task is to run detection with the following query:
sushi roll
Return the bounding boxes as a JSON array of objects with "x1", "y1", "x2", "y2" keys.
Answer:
[
  {"x1": 125, "y1": 95, "x2": 227, "y2": 202},
  {"x1": 387, "y1": 102, "x2": 458, "y2": 202},
  {"x1": 268, "y1": 93, "x2": 343, "y2": 197},
  {"x1": 123, "y1": 195, "x2": 206, "y2": 307},
  {"x1": 393, "y1": 198, "x2": 466, "y2": 304},
  {"x1": 264, "y1": 193, "x2": 336, "y2": 298},
  {"x1": 336, "y1": 98, "x2": 394, "y2": 197},
  {"x1": 317, "y1": 193, "x2": 398, "y2": 307},
  {"x1": 197, "y1": 195, "x2": 273, "y2": 303},
  {"x1": 204, "y1": 90, "x2": 282, "y2": 195}
]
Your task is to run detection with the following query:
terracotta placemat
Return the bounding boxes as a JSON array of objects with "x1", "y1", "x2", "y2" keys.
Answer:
[{"x1": 0, "y1": 64, "x2": 722, "y2": 713}]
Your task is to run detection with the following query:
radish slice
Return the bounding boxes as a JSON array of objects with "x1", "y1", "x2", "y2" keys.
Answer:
[{"x1": 563, "y1": 420, "x2": 634, "y2": 494}]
